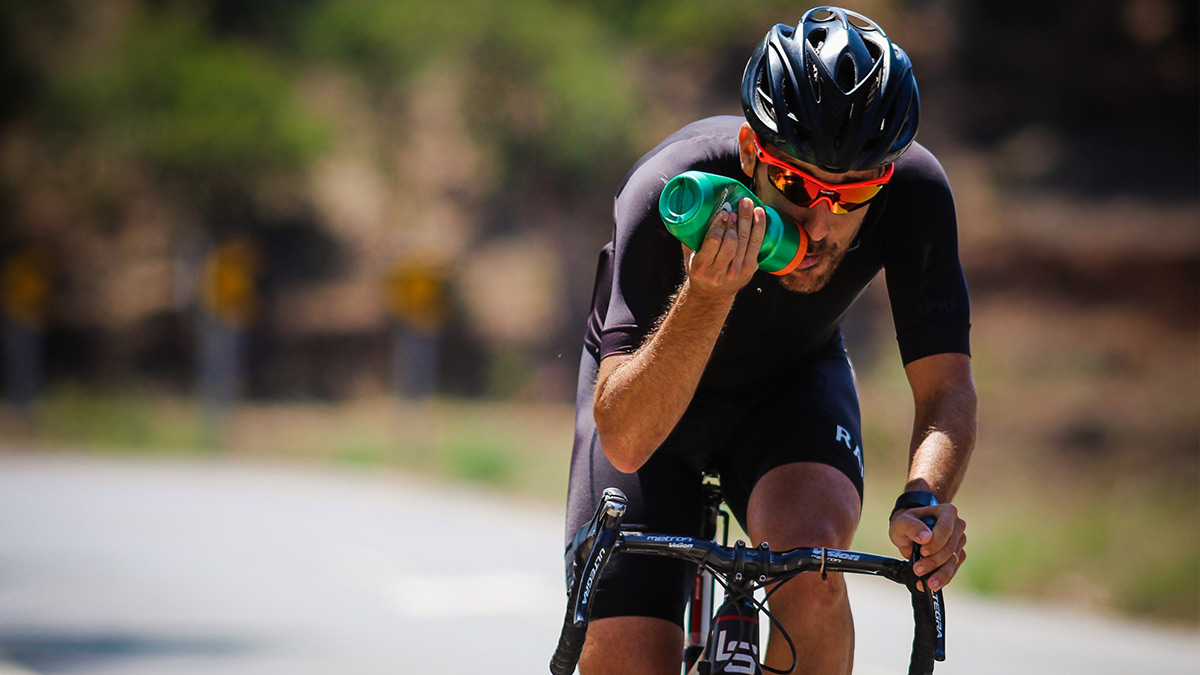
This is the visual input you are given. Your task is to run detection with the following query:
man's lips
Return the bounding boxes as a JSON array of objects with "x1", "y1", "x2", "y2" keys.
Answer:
[{"x1": 797, "y1": 253, "x2": 821, "y2": 270}]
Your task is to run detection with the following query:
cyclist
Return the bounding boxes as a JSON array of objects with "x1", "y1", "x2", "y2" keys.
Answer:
[{"x1": 565, "y1": 7, "x2": 974, "y2": 675}]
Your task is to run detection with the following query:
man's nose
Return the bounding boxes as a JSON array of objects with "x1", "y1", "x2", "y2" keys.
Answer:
[{"x1": 799, "y1": 198, "x2": 834, "y2": 241}]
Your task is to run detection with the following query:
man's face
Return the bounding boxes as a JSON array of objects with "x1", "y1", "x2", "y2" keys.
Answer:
[{"x1": 738, "y1": 125, "x2": 879, "y2": 294}]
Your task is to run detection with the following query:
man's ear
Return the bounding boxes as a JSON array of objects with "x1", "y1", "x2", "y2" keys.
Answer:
[{"x1": 737, "y1": 123, "x2": 757, "y2": 178}]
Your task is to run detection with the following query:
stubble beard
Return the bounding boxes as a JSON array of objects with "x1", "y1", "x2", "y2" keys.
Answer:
[{"x1": 777, "y1": 240, "x2": 846, "y2": 294}]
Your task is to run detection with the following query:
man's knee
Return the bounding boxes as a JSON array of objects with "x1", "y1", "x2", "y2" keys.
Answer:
[
  {"x1": 579, "y1": 616, "x2": 681, "y2": 675},
  {"x1": 755, "y1": 517, "x2": 855, "y2": 551},
  {"x1": 767, "y1": 570, "x2": 850, "y2": 615},
  {"x1": 745, "y1": 462, "x2": 862, "y2": 550}
]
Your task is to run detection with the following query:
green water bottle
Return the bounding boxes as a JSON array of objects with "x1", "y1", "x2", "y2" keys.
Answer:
[{"x1": 658, "y1": 171, "x2": 808, "y2": 275}]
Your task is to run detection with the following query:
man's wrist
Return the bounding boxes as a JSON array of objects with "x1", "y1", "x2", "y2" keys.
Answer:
[
  {"x1": 890, "y1": 490, "x2": 939, "y2": 520},
  {"x1": 680, "y1": 277, "x2": 739, "y2": 309}
]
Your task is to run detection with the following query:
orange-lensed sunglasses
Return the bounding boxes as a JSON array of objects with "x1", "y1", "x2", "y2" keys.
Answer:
[{"x1": 753, "y1": 133, "x2": 893, "y2": 214}]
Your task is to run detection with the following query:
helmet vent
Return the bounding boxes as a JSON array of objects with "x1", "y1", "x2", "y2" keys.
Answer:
[
  {"x1": 755, "y1": 83, "x2": 776, "y2": 124},
  {"x1": 807, "y1": 28, "x2": 827, "y2": 54},
  {"x1": 807, "y1": 57, "x2": 822, "y2": 104},
  {"x1": 779, "y1": 74, "x2": 801, "y2": 122},
  {"x1": 865, "y1": 68, "x2": 883, "y2": 108},
  {"x1": 864, "y1": 39, "x2": 882, "y2": 62},
  {"x1": 836, "y1": 54, "x2": 857, "y2": 93},
  {"x1": 848, "y1": 14, "x2": 874, "y2": 30}
]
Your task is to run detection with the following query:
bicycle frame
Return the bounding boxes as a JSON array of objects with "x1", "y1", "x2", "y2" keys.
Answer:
[
  {"x1": 551, "y1": 487, "x2": 947, "y2": 675},
  {"x1": 703, "y1": 567, "x2": 763, "y2": 675},
  {"x1": 684, "y1": 480, "x2": 727, "y2": 673}
]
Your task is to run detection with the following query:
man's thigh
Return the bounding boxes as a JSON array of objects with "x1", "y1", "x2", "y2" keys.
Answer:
[{"x1": 716, "y1": 346, "x2": 866, "y2": 528}]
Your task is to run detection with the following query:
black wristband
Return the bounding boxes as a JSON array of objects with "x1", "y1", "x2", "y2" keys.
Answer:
[{"x1": 890, "y1": 490, "x2": 939, "y2": 520}]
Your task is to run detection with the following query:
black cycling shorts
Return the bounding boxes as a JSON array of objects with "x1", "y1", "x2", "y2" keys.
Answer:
[{"x1": 563, "y1": 338, "x2": 866, "y2": 627}]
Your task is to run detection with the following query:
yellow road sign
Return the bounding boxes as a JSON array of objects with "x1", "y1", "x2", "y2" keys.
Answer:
[
  {"x1": 386, "y1": 263, "x2": 446, "y2": 332},
  {"x1": 202, "y1": 239, "x2": 260, "y2": 328},
  {"x1": 1, "y1": 246, "x2": 52, "y2": 329}
]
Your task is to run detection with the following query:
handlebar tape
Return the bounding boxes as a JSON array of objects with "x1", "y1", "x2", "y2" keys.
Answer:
[
  {"x1": 907, "y1": 515, "x2": 947, "y2": 675},
  {"x1": 908, "y1": 586, "x2": 946, "y2": 674},
  {"x1": 549, "y1": 608, "x2": 588, "y2": 675}
]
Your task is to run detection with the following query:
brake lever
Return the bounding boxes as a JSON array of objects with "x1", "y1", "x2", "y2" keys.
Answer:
[
  {"x1": 565, "y1": 489, "x2": 627, "y2": 586},
  {"x1": 566, "y1": 488, "x2": 627, "y2": 625}
]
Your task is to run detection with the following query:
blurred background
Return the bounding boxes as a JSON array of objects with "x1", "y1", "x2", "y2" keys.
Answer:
[{"x1": 0, "y1": 0, "x2": 1196, "y2": 629}]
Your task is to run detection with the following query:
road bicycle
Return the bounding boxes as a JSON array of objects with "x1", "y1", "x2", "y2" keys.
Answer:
[{"x1": 550, "y1": 484, "x2": 946, "y2": 674}]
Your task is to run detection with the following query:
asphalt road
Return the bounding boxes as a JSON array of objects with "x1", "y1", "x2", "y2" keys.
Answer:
[{"x1": 0, "y1": 450, "x2": 1196, "y2": 674}]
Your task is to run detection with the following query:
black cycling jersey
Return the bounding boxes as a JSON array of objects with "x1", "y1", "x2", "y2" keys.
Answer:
[
  {"x1": 583, "y1": 115, "x2": 970, "y2": 391},
  {"x1": 566, "y1": 115, "x2": 970, "y2": 626}
]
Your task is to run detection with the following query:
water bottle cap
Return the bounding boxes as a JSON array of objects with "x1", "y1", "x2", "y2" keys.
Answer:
[{"x1": 660, "y1": 175, "x2": 703, "y2": 225}]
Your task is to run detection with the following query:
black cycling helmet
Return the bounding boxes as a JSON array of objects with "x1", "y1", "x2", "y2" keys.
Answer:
[{"x1": 741, "y1": 6, "x2": 919, "y2": 173}]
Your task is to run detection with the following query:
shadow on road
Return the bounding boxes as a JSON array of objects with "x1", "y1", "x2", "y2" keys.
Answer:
[{"x1": 0, "y1": 630, "x2": 257, "y2": 672}]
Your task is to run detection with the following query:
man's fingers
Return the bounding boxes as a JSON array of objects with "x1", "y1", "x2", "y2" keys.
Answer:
[
  {"x1": 691, "y1": 211, "x2": 729, "y2": 266},
  {"x1": 732, "y1": 199, "x2": 753, "y2": 264},
  {"x1": 912, "y1": 524, "x2": 965, "y2": 576},
  {"x1": 922, "y1": 506, "x2": 962, "y2": 557},
  {"x1": 890, "y1": 504, "x2": 968, "y2": 591},
  {"x1": 714, "y1": 214, "x2": 740, "y2": 269},
  {"x1": 747, "y1": 207, "x2": 767, "y2": 262},
  {"x1": 889, "y1": 510, "x2": 934, "y2": 553},
  {"x1": 897, "y1": 504, "x2": 959, "y2": 555},
  {"x1": 921, "y1": 542, "x2": 967, "y2": 592},
  {"x1": 687, "y1": 202, "x2": 763, "y2": 294}
]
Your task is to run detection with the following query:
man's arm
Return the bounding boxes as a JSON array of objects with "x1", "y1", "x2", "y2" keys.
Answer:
[
  {"x1": 888, "y1": 351, "x2": 976, "y2": 590},
  {"x1": 594, "y1": 200, "x2": 765, "y2": 473},
  {"x1": 904, "y1": 351, "x2": 976, "y2": 499}
]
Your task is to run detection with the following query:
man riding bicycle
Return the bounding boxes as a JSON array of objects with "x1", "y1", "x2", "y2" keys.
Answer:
[{"x1": 564, "y1": 7, "x2": 975, "y2": 674}]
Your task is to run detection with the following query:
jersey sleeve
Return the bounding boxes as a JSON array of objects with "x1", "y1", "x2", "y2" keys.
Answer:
[
  {"x1": 598, "y1": 163, "x2": 687, "y2": 359},
  {"x1": 882, "y1": 147, "x2": 972, "y2": 365}
]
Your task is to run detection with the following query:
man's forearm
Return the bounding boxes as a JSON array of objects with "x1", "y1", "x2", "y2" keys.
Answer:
[
  {"x1": 905, "y1": 386, "x2": 976, "y2": 502},
  {"x1": 902, "y1": 353, "x2": 977, "y2": 502},
  {"x1": 593, "y1": 280, "x2": 734, "y2": 473}
]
